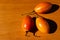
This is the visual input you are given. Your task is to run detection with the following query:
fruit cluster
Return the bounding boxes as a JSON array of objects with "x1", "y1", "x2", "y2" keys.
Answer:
[{"x1": 21, "y1": 2, "x2": 53, "y2": 36}]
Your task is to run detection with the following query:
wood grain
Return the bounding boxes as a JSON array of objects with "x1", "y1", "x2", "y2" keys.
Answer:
[{"x1": 0, "y1": 0, "x2": 60, "y2": 40}]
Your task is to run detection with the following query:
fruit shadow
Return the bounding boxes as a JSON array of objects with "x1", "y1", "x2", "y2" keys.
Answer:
[
  {"x1": 43, "y1": 17, "x2": 57, "y2": 34},
  {"x1": 29, "y1": 17, "x2": 39, "y2": 37},
  {"x1": 45, "y1": 4, "x2": 59, "y2": 14}
]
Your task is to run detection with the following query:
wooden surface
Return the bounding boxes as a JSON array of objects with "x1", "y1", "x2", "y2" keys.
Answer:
[{"x1": 0, "y1": 0, "x2": 60, "y2": 40}]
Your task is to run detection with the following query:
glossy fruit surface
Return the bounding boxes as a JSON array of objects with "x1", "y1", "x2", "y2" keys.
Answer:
[
  {"x1": 34, "y1": 2, "x2": 52, "y2": 14},
  {"x1": 36, "y1": 17, "x2": 49, "y2": 33},
  {"x1": 22, "y1": 15, "x2": 34, "y2": 31}
]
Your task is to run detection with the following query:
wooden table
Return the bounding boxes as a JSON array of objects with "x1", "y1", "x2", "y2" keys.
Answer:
[{"x1": 0, "y1": 0, "x2": 60, "y2": 40}]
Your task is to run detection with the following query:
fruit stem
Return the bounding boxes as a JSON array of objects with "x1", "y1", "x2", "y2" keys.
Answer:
[
  {"x1": 25, "y1": 31, "x2": 29, "y2": 36},
  {"x1": 21, "y1": 10, "x2": 35, "y2": 16},
  {"x1": 35, "y1": 13, "x2": 43, "y2": 18}
]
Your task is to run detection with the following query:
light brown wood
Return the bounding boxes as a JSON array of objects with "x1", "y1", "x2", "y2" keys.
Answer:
[{"x1": 0, "y1": 0, "x2": 60, "y2": 40}]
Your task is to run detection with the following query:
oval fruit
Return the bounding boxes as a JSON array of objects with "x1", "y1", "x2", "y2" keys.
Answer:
[
  {"x1": 36, "y1": 17, "x2": 49, "y2": 33},
  {"x1": 34, "y1": 2, "x2": 52, "y2": 14},
  {"x1": 22, "y1": 15, "x2": 34, "y2": 31}
]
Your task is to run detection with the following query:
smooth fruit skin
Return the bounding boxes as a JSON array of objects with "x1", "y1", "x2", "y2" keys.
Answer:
[
  {"x1": 36, "y1": 17, "x2": 49, "y2": 33},
  {"x1": 34, "y1": 2, "x2": 52, "y2": 14},
  {"x1": 22, "y1": 15, "x2": 34, "y2": 31}
]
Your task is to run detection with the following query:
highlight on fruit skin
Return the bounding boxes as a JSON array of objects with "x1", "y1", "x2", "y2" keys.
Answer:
[
  {"x1": 36, "y1": 17, "x2": 49, "y2": 33},
  {"x1": 21, "y1": 15, "x2": 34, "y2": 31},
  {"x1": 34, "y1": 2, "x2": 52, "y2": 14}
]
